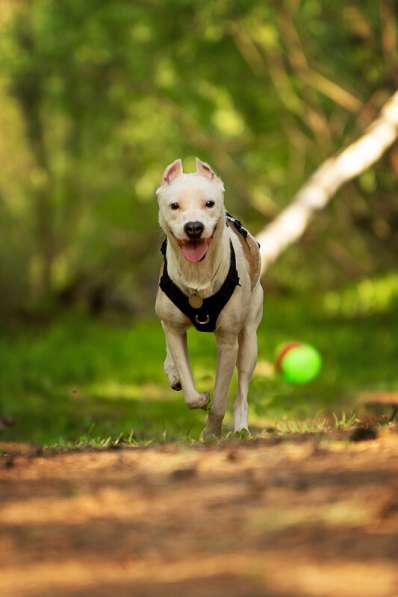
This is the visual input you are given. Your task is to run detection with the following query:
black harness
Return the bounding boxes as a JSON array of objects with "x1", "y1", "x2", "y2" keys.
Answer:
[{"x1": 159, "y1": 214, "x2": 245, "y2": 333}]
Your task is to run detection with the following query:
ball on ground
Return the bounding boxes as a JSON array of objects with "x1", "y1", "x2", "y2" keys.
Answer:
[{"x1": 275, "y1": 342, "x2": 322, "y2": 384}]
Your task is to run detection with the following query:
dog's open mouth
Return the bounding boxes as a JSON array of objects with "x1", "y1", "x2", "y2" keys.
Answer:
[{"x1": 178, "y1": 238, "x2": 212, "y2": 263}]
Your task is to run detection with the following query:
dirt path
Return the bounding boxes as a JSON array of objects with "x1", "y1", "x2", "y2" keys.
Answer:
[{"x1": 1, "y1": 428, "x2": 398, "y2": 597}]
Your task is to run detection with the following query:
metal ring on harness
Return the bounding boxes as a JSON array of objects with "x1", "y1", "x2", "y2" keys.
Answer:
[{"x1": 195, "y1": 313, "x2": 210, "y2": 325}]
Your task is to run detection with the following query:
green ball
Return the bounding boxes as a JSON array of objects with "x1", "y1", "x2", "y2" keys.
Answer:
[{"x1": 277, "y1": 343, "x2": 322, "y2": 384}]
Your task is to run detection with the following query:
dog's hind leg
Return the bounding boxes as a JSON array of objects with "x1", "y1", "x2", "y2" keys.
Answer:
[
  {"x1": 164, "y1": 342, "x2": 181, "y2": 391},
  {"x1": 234, "y1": 326, "x2": 257, "y2": 432},
  {"x1": 234, "y1": 285, "x2": 263, "y2": 432}
]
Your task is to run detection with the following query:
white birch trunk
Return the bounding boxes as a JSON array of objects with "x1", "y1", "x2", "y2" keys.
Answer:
[{"x1": 256, "y1": 91, "x2": 398, "y2": 274}]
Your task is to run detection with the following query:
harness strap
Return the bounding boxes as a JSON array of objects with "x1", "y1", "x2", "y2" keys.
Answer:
[
  {"x1": 159, "y1": 240, "x2": 240, "y2": 333},
  {"x1": 226, "y1": 213, "x2": 261, "y2": 288}
]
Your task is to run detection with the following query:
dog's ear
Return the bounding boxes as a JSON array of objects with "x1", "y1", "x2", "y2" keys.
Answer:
[
  {"x1": 161, "y1": 159, "x2": 183, "y2": 185},
  {"x1": 196, "y1": 158, "x2": 225, "y2": 191},
  {"x1": 195, "y1": 158, "x2": 217, "y2": 180}
]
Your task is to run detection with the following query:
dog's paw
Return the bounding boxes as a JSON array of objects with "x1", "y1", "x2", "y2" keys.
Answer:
[
  {"x1": 233, "y1": 427, "x2": 252, "y2": 440},
  {"x1": 201, "y1": 430, "x2": 220, "y2": 443},
  {"x1": 203, "y1": 411, "x2": 223, "y2": 439},
  {"x1": 186, "y1": 392, "x2": 210, "y2": 410}
]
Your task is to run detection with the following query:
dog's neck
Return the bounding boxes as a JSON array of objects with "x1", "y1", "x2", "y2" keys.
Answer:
[{"x1": 165, "y1": 221, "x2": 230, "y2": 297}]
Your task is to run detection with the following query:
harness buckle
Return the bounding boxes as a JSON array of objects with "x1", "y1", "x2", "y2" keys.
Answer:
[{"x1": 195, "y1": 313, "x2": 210, "y2": 325}]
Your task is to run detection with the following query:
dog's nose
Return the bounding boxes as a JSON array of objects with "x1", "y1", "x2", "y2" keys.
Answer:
[{"x1": 184, "y1": 221, "x2": 204, "y2": 240}]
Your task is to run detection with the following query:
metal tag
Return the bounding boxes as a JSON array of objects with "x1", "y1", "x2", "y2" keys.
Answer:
[{"x1": 189, "y1": 294, "x2": 203, "y2": 309}]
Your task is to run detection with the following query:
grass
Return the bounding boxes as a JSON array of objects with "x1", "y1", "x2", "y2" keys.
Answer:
[{"x1": 1, "y1": 294, "x2": 398, "y2": 447}]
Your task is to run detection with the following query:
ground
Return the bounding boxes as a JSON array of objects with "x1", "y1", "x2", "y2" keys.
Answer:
[{"x1": 1, "y1": 425, "x2": 398, "y2": 597}]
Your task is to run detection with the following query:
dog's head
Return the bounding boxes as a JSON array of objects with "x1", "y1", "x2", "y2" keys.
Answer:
[{"x1": 156, "y1": 158, "x2": 225, "y2": 263}]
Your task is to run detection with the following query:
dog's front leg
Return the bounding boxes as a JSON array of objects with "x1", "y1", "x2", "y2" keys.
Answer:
[
  {"x1": 162, "y1": 322, "x2": 210, "y2": 410},
  {"x1": 204, "y1": 331, "x2": 238, "y2": 438}
]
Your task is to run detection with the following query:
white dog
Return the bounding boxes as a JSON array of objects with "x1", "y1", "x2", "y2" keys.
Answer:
[{"x1": 155, "y1": 158, "x2": 263, "y2": 437}]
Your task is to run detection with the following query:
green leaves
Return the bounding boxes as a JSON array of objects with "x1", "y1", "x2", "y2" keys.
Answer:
[{"x1": 0, "y1": 0, "x2": 396, "y2": 312}]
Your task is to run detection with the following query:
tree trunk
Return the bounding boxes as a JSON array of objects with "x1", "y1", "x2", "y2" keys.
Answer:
[
  {"x1": 256, "y1": 90, "x2": 398, "y2": 274},
  {"x1": 13, "y1": 23, "x2": 55, "y2": 298}
]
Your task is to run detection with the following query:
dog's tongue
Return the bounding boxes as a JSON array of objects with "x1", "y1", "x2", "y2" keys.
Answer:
[{"x1": 181, "y1": 240, "x2": 209, "y2": 263}]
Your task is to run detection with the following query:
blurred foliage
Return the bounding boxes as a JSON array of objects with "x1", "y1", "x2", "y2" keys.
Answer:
[{"x1": 0, "y1": 0, "x2": 397, "y2": 317}]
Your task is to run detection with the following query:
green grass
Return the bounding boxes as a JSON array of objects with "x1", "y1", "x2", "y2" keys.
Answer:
[{"x1": 1, "y1": 295, "x2": 397, "y2": 446}]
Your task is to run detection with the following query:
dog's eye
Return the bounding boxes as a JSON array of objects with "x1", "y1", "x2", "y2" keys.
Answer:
[
  {"x1": 170, "y1": 202, "x2": 179, "y2": 210},
  {"x1": 205, "y1": 200, "x2": 215, "y2": 208}
]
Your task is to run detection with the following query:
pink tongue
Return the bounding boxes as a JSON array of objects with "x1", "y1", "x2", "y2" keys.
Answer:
[{"x1": 181, "y1": 241, "x2": 209, "y2": 263}]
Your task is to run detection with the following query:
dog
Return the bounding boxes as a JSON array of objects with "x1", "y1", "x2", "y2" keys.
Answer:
[{"x1": 155, "y1": 158, "x2": 263, "y2": 437}]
